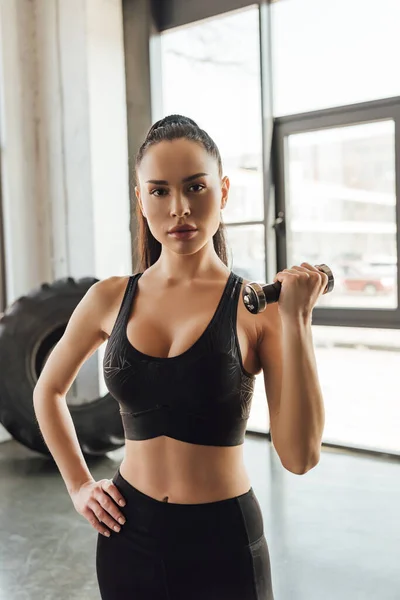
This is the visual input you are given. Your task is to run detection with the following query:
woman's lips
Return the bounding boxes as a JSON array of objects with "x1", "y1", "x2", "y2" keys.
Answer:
[{"x1": 168, "y1": 229, "x2": 198, "y2": 240}]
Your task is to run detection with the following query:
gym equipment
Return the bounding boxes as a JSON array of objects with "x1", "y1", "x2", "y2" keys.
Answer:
[
  {"x1": 242, "y1": 263, "x2": 334, "y2": 314},
  {"x1": 0, "y1": 277, "x2": 125, "y2": 457}
]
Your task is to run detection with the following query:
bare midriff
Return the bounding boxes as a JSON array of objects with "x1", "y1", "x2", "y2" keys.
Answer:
[{"x1": 119, "y1": 436, "x2": 251, "y2": 504}]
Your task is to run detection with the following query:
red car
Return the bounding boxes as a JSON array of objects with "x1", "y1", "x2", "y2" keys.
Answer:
[{"x1": 342, "y1": 264, "x2": 396, "y2": 295}]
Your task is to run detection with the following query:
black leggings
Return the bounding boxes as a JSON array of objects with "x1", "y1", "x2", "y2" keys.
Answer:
[{"x1": 96, "y1": 468, "x2": 275, "y2": 599}]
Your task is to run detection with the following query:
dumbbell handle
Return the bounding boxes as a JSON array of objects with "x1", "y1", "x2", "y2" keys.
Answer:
[{"x1": 242, "y1": 264, "x2": 334, "y2": 314}]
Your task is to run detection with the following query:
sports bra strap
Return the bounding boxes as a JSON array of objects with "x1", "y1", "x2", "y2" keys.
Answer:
[{"x1": 112, "y1": 274, "x2": 139, "y2": 332}]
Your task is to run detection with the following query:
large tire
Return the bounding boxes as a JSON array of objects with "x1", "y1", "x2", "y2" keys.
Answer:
[{"x1": 0, "y1": 277, "x2": 125, "y2": 457}]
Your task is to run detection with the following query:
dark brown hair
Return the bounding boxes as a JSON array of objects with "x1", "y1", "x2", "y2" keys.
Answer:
[{"x1": 134, "y1": 115, "x2": 229, "y2": 272}]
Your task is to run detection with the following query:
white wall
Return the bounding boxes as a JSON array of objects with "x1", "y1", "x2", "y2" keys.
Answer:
[
  {"x1": 0, "y1": 0, "x2": 131, "y2": 294},
  {"x1": 86, "y1": 0, "x2": 131, "y2": 279},
  {"x1": 0, "y1": 0, "x2": 52, "y2": 298}
]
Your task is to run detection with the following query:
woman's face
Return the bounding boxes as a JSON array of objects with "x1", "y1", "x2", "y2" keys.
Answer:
[{"x1": 135, "y1": 138, "x2": 229, "y2": 255}]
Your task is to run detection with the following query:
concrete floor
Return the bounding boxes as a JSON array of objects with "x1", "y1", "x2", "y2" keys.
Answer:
[{"x1": 1, "y1": 433, "x2": 399, "y2": 600}]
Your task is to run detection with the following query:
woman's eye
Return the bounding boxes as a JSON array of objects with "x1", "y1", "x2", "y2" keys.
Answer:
[
  {"x1": 188, "y1": 184, "x2": 205, "y2": 193},
  {"x1": 150, "y1": 188, "x2": 167, "y2": 197}
]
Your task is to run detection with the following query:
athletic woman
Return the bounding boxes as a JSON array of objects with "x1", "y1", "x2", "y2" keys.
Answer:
[{"x1": 34, "y1": 115, "x2": 327, "y2": 599}]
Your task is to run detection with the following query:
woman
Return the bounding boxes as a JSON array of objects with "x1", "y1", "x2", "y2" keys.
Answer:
[{"x1": 34, "y1": 115, "x2": 327, "y2": 599}]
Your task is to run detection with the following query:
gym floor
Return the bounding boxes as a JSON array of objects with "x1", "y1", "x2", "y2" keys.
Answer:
[{"x1": 1, "y1": 433, "x2": 399, "y2": 600}]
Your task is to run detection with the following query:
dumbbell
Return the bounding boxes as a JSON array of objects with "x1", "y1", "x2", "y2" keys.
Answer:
[{"x1": 242, "y1": 264, "x2": 334, "y2": 314}]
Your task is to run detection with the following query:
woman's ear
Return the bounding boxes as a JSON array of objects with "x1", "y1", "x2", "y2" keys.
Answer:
[
  {"x1": 221, "y1": 176, "x2": 230, "y2": 210},
  {"x1": 135, "y1": 186, "x2": 146, "y2": 218}
]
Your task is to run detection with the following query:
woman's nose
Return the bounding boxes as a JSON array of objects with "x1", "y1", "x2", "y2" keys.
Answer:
[
  {"x1": 170, "y1": 194, "x2": 190, "y2": 217},
  {"x1": 171, "y1": 207, "x2": 190, "y2": 218}
]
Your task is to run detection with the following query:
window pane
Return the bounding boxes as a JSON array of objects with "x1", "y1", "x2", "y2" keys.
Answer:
[
  {"x1": 285, "y1": 120, "x2": 398, "y2": 309},
  {"x1": 314, "y1": 326, "x2": 400, "y2": 453},
  {"x1": 249, "y1": 326, "x2": 400, "y2": 454},
  {"x1": 272, "y1": 0, "x2": 400, "y2": 116},
  {"x1": 160, "y1": 6, "x2": 264, "y2": 223},
  {"x1": 226, "y1": 224, "x2": 265, "y2": 282}
]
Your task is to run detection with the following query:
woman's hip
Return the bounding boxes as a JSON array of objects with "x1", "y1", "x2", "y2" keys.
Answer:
[{"x1": 102, "y1": 467, "x2": 265, "y2": 558}]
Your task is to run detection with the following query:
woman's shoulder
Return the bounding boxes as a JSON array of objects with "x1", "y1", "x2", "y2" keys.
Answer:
[
  {"x1": 90, "y1": 275, "x2": 139, "y2": 309},
  {"x1": 92, "y1": 275, "x2": 139, "y2": 337}
]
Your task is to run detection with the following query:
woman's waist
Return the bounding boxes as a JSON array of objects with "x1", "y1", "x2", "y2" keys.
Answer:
[{"x1": 119, "y1": 442, "x2": 251, "y2": 504}]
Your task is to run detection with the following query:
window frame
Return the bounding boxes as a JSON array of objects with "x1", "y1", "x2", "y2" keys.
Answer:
[
  {"x1": 273, "y1": 96, "x2": 400, "y2": 329},
  {"x1": 151, "y1": 0, "x2": 262, "y2": 31}
]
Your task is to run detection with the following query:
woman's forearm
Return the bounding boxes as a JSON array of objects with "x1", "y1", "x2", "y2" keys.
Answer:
[
  {"x1": 276, "y1": 316, "x2": 325, "y2": 472},
  {"x1": 33, "y1": 388, "x2": 95, "y2": 495}
]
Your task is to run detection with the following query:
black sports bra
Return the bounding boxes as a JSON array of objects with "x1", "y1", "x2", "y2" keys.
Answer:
[{"x1": 103, "y1": 271, "x2": 256, "y2": 446}]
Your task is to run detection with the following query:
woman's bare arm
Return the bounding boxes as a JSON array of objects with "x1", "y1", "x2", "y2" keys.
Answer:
[{"x1": 33, "y1": 276, "x2": 125, "y2": 494}]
